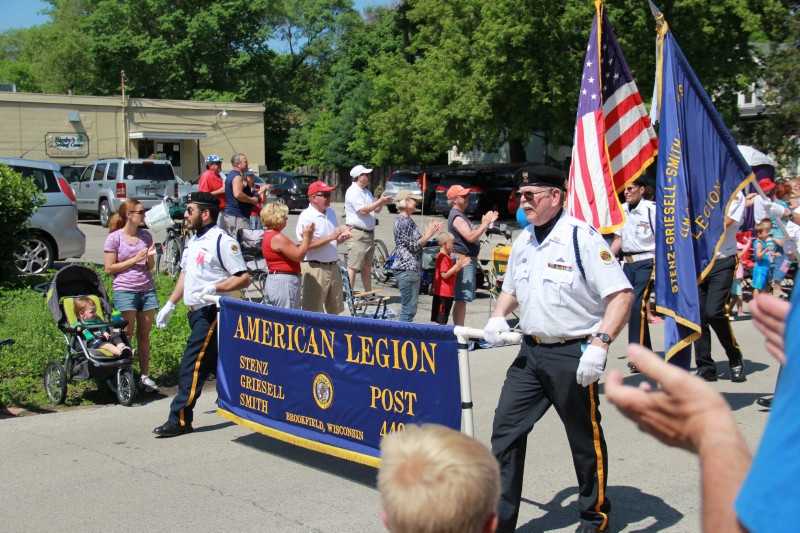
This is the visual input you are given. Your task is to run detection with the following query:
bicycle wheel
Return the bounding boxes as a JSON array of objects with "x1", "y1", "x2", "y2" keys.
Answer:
[
  {"x1": 372, "y1": 239, "x2": 391, "y2": 284},
  {"x1": 158, "y1": 235, "x2": 183, "y2": 278}
]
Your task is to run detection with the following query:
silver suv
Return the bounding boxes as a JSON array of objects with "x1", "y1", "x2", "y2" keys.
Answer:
[
  {"x1": 0, "y1": 158, "x2": 86, "y2": 275},
  {"x1": 73, "y1": 159, "x2": 179, "y2": 227}
]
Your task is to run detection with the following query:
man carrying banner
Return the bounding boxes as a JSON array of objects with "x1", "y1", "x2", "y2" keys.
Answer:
[
  {"x1": 611, "y1": 179, "x2": 656, "y2": 366},
  {"x1": 649, "y1": 1, "x2": 757, "y2": 374},
  {"x1": 483, "y1": 168, "x2": 632, "y2": 533},
  {"x1": 152, "y1": 192, "x2": 251, "y2": 437},
  {"x1": 694, "y1": 192, "x2": 754, "y2": 382}
]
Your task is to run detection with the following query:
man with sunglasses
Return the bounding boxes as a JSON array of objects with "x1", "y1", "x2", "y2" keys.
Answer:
[
  {"x1": 482, "y1": 168, "x2": 632, "y2": 533},
  {"x1": 297, "y1": 180, "x2": 351, "y2": 313},
  {"x1": 609, "y1": 178, "x2": 656, "y2": 370},
  {"x1": 152, "y1": 192, "x2": 250, "y2": 437}
]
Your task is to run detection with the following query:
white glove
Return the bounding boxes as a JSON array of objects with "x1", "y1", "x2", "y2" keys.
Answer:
[
  {"x1": 576, "y1": 344, "x2": 607, "y2": 387},
  {"x1": 155, "y1": 300, "x2": 176, "y2": 329},
  {"x1": 199, "y1": 284, "x2": 217, "y2": 298},
  {"x1": 483, "y1": 317, "x2": 511, "y2": 346}
]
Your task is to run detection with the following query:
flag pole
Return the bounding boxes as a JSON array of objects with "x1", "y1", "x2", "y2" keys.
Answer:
[{"x1": 648, "y1": 1, "x2": 669, "y2": 122}]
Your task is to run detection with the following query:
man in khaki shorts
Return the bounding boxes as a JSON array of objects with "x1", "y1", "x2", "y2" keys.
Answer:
[
  {"x1": 296, "y1": 180, "x2": 351, "y2": 314},
  {"x1": 345, "y1": 164, "x2": 391, "y2": 291}
]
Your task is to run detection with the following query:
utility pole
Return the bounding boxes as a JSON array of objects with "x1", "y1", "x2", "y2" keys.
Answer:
[{"x1": 121, "y1": 70, "x2": 129, "y2": 158}]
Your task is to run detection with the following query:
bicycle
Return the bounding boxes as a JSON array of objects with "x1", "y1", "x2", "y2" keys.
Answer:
[{"x1": 154, "y1": 198, "x2": 189, "y2": 278}]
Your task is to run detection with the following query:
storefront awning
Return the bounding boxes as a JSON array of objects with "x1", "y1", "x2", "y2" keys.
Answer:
[{"x1": 129, "y1": 131, "x2": 207, "y2": 141}]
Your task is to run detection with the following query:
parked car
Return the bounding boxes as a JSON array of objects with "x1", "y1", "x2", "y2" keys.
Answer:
[
  {"x1": 260, "y1": 171, "x2": 315, "y2": 211},
  {"x1": 384, "y1": 170, "x2": 423, "y2": 213},
  {"x1": 175, "y1": 175, "x2": 198, "y2": 199},
  {"x1": 59, "y1": 164, "x2": 87, "y2": 183},
  {"x1": 432, "y1": 165, "x2": 518, "y2": 218},
  {"x1": 0, "y1": 158, "x2": 86, "y2": 275},
  {"x1": 73, "y1": 159, "x2": 179, "y2": 227}
]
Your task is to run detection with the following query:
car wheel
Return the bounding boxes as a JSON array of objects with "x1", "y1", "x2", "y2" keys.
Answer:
[
  {"x1": 99, "y1": 200, "x2": 111, "y2": 228},
  {"x1": 13, "y1": 234, "x2": 54, "y2": 275}
]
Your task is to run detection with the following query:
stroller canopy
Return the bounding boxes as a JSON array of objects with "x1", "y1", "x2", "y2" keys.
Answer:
[{"x1": 47, "y1": 264, "x2": 112, "y2": 325}]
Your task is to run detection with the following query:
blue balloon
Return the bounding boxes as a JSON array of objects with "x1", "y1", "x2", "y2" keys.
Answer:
[{"x1": 516, "y1": 207, "x2": 529, "y2": 229}]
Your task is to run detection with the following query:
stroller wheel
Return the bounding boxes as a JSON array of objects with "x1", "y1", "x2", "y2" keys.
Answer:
[
  {"x1": 116, "y1": 367, "x2": 136, "y2": 406},
  {"x1": 43, "y1": 362, "x2": 67, "y2": 405}
]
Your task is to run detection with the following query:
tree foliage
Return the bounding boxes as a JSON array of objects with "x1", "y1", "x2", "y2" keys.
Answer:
[
  {"x1": 748, "y1": 1, "x2": 800, "y2": 170},
  {"x1": 0, "y1": 0, "x2": 794, "y2": 170}
]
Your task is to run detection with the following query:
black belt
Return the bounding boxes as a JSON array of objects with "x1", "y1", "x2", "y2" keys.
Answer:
[
  {"x1": 525, "y1": 335, "x2": 587, "y2": 347},
  {"x1": 305, "y1": 260, "x2": 337, "y2": 265},
  {"x1": 350, "y1": 226, "x2": 374, "y2": 233}
]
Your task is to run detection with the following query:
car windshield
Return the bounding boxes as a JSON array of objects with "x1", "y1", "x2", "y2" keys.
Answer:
[
  {"x1": 390, "y1": 173, "x2": 419, "y2": 182},
  {"x1": 10, "y1": 165, "x2": 60, "y2": 193},
  {"x1": 294, "y1": 175, "x2": 316, "y2": 187},
  {"x1": 122, "y1": 162, "x2": 175, "y2": 181}
]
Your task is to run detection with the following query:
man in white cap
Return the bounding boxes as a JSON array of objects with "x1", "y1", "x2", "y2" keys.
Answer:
[{"x1": 345, "y1": 164, "x2": 392, "y2": 291}]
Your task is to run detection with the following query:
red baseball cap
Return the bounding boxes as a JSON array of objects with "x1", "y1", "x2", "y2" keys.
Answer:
[
  {"x1": 758, "y1": 178, "x2": 776, "y2": 194},
  {"x1": 446, "y1": 184, "x2": 471, "y2": 200},
  {"x1": 308, "y1": 180, "x2": 335, "y2": 197}
]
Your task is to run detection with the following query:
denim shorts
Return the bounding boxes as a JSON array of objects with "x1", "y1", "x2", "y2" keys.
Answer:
[
  {"x1": 454, "y1": 257, "x2": 477, "y2": 302},
  {"x1": 113, "y1": 289, "x2": 159, "y2": 312}
]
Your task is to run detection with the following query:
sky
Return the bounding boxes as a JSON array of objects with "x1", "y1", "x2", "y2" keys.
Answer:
[{"x1": 0, "y1": 0, "x2": 395, "y2": 32}]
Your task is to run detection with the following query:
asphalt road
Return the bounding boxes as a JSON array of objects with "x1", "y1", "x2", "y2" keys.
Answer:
[{"x1": 4, "y1": 205, "x2": 778, "y2": 532}]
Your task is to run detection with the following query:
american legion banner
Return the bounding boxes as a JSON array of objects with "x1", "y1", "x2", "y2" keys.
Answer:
[{"x1": 215, "y1": 297, "x2": 462, "y2": 467}]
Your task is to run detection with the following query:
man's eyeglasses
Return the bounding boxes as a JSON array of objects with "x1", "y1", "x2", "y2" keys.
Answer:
[
  {"x1": 516, "y1": 189, "x2": 553, "y2": 202},
  {"x1": 314, "y1": 192, "x2": 331, "y2": 198}
]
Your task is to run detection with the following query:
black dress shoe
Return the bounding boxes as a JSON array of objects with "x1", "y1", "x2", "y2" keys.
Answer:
[
  {"x1": 153, "y1": 421, "x2": 193, "y2": 438},
  {"x1": 730, "y1": 365, "x2": 747, "y2": 383},
  {"x1": 696, "y1": 368, "x2": 718, "y2": 382},
  {"x1": 756, "y1": 397, "x2": 772, "y2": 408}
]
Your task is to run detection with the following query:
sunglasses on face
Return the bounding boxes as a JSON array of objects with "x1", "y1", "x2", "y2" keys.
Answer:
[{"x1": 516, "y1": 189, "x2": 553, "y2": 202}]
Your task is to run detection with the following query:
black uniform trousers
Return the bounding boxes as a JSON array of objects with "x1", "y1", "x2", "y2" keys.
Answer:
[
  {"x1": 622, "y1": 259, "x2": 653, "y2": 349},
  {"x1": 491, "y1": 337, "x2": 610, "y2": 532},
  {"x1": 694, "y1": 255, "x2": 743, "y2": 373},
  {"x1": 168, "y1": 305, "x2": 219, "y2": 428}
]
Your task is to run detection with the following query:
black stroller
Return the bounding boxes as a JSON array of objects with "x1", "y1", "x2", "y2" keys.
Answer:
[{"x1": 44, "y1": 265, "x2": 136, "y2": 405}]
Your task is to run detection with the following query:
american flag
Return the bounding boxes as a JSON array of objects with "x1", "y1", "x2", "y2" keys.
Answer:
[{"x1": 567, "y1": 7, "x2": 658, "y2": 233}]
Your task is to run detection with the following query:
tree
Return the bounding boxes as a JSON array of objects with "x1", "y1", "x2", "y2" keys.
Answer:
[
  {"x1": 748, "y1": 1, "x2": 800, "y2": 170},
  {"x1": 360, "y1": 0, "x2": 790, "y2": 164}
]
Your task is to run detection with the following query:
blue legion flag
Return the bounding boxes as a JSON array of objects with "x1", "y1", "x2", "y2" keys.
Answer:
[{"x1": 652, "y1": 18, "x2": 754, "y2": 366}]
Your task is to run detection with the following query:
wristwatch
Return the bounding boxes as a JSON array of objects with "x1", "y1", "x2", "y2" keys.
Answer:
[{"x1": 591, "y1": 332, "x2": 612, "y2": 345}]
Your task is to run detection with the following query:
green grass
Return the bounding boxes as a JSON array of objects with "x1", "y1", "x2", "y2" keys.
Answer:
[{"x1": 0, "y1": 266, "x2": 190, "y2": 409}]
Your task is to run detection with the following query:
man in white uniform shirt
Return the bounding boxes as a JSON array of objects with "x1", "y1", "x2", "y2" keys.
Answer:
[
  {"x1": 483, "y1": 168, "x2": 632, "y2": 533},
  {"x1": 345, "y1": 164, "x2": 391, "y2": 291},
  {"x1": 692, "y1": 191, "x2": 761, "y2": 383},
  {"x1": 611, "y1": 179, "x2": 656, "y2": 369},
  {"x1": 297, "y1": 180, "x2": 351, "y2": 314},
  {"x1": 153, "y1": 192, "x2": 250, "y2": 437}
]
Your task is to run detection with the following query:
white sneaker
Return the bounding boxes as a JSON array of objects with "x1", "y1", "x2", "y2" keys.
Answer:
[{"x1": 140, "y1": 375, "x2": 159, "y2": 391}]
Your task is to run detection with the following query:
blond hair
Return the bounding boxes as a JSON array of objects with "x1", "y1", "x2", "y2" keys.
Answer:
[
  {"x1": 73, "y1": 296, "x2": 96, "y2": 317},
  {"x1": 436, "y1": 232, "x2": 454, "y2": 245},
  {"x1": 260, "y1": 202, "x2": 289, "y2": 230},
  {"x1": 378, "y1": 424, "x2": 500, "y2": 533}
]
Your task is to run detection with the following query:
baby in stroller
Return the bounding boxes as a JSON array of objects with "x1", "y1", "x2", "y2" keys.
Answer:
[{"x1": 73, "y1": 297, "x2": 132, "y2": 358}]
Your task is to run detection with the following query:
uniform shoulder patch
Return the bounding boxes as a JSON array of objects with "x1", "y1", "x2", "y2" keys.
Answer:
[
  {"x1": 231, "y1": 243, "x2": 240, "y2": 253},
  {"x1": 599, "y1": 249, "x2": 613, "y2": 264}
]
